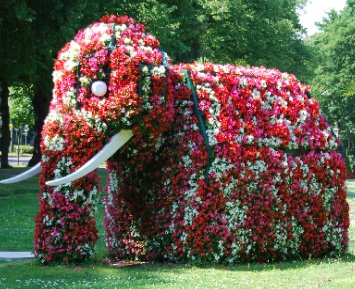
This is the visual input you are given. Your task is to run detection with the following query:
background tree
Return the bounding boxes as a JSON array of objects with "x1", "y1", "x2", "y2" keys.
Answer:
[
  {"x1": 309, "y1": 0, "x2": 355, "y2": 167},
  {"x1": 1, "y1": 0, "x2": 314, "y2": 167},
  {"x1": 194, "y1": 0, "x2": 311, "y2": 80},
  {"x1": 0, "y1": 0, "x2": 35, "y2": 168}
]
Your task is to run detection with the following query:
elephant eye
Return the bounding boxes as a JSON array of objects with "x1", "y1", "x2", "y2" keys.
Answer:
[{"x1": 91, "y1": 80, "x2": 108, "y2": 97}]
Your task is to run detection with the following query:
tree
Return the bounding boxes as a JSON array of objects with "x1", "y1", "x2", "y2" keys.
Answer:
[
  {"x1": 309, "y1": 0, "x2": 355, "y2": 167},
  {"x1": 193, "y1": 0, "x2": 311, "y2": 80},
  {"x1": 0, "y1": 0, "x2": 35, "y2": 168},
  {"x1": 1, "y1": 0, "x2": 312, "y2": 167},
  {"x1": 0, "y1": 83, "x2": 10, "y2": 168}
]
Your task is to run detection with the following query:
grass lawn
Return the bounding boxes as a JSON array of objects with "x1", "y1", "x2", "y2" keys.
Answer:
[{"x1": 0, "y1": 170, "x2": 354, "y2": 289}]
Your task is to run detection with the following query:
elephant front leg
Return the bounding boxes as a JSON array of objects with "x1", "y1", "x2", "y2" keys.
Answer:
[
  {"x1": 34, "y1": 168, "x2": 100, "y2": 264},
  {"x1": 33, "y1": 113, "x2": 107, "y2": 263}
]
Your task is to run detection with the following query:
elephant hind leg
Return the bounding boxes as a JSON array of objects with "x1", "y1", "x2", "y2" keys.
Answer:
[{"x1": 104, "y1": 161, "x2": 146, "y2": 259}]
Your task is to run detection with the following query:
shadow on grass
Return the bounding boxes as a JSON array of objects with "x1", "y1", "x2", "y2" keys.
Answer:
[
  {"x1": 154, "y1": 251, "x2": 355, "y2": 273},
  {"x1": 0, "y1": 167, "x2": 28, "y2": 180},
  {"x1": 0, "y1": 261, "x2": 172, "y2": 289},
  {"x1": 23, "y1": 251, "x2": 354, "y2": 273},
  {"x1": 0, "y1": 177, "x2": 39, "y2": 197},
  {"x1": 347, "y1": 191, "x2": 355, "y2": 200},
  {"x1": 0, "y1": 250, "x2": 353, "y2": 289}
]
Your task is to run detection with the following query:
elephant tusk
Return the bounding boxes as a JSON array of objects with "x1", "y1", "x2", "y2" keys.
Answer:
[
  {"x1": 0, "y1": 163, "x2": 42, "y2": 184},
  {"x1": 46, "y1": 129, "x2": 133, "y2": 186}
]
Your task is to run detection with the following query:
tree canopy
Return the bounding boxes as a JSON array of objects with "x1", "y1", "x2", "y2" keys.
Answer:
[
  {"x1": 194, "y1": 0, "x2": 311, "y2": 78},
  {"x1": 309, "y1": 0, "x2": 354, "y2": 166},
  {"x1": 309, "y1": 1, "x2": 354, "y2": 134},
  {"x1": 3, "y1": 0, "x2": 349, "y2": 166},
  {"x1": 0, "y1": 0, "x2": 37, "y2": 167}
]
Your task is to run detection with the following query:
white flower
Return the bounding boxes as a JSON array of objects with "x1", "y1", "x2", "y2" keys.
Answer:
[
  {"x1": 123, "y1": 37, "x2": 132, "y2": 45},
  {"x1": 42, "y1": 154, "x2": 49, "y2": 163},
  {"x1": 52, "y1": 70, "x2": 63, "y2": 83},
  {"x1": 64, "y1": 60, "x2": 78, "y2": 71},
  {"x1": 59, "y1": 41, "x2": 80, "y2": 61},
  {"x1": 79, "y1": 76, "x2": 91, "y2": 87},
  {"x1": 99, "y1": 32, "x2": 111, "y2": 44},
  {"x1": 239, "y1": 78, "x2": 248, "y2": 87},
  {"x1": 252, "y1": 89, "x2": 261, "y2": 100},
  {"x1": 141, "y1": 65, "x2": 149, "y2": 74},
  {"x1": 151, "y1": 65, "x2": 166, "y2": 77},
  {"x1": 182, "y1": 155, "x2": 192, "y2": 168},
  {"x1": 298, "y1": 109, "x2": 309, "y2": 123},
  {"x1": 43, "y1": 135, "x2": 65, "y2": 151},
  {"x1": 115, "y1": 24, "x2": 127, "y2": 32},
  {"x1": 246, "y1": 135, "x2": 254, "y2": 143}
]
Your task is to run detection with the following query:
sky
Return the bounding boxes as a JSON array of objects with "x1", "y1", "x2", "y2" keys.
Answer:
[{"x1": 298, "y1": 0, "x2": 347, "y2": 35}]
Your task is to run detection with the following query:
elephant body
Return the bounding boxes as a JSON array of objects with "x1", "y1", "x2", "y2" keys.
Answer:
[
  {"x1": 104, "y1": 63, "x2": 349, "y2": 263},
  {"x1": 29, "y1": 16, "x2": 348, "y2": 263}
]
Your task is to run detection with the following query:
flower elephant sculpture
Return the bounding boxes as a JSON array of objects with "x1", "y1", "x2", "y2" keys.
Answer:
[{"x1": 1, "y1": 15, "x2": 349, "y2": 264}]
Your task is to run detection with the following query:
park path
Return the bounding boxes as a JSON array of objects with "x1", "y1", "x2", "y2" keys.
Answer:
[{"x1": 0, "y1": 252, "x2": 34, "y2": 260}]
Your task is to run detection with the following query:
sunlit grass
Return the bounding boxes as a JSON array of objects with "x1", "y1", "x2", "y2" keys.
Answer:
[
  {"x1": 347, "y1": 180, "x2": 355, "y2": 257},
  {"x1": 0, "y1": 170, "x2": 354, "y2": 289},
  {"x1": 0, "y1": 257, "x2": 354, "y2": 288},
  {"x1": 0, "y1": 169, "x2": 108, "y2": 252}
]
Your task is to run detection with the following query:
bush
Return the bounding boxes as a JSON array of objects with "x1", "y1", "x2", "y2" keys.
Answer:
[{"x1": 17, "y1": 145, "x2": 34, "y2": 154}]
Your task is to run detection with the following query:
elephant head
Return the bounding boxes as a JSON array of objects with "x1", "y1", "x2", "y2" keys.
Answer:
[
  {"x1": 0, "y1": 15, "x2": 176, "y2": 262},
  {"x1": 2, "y1": 15, "x2": 174, "y2": 185}
]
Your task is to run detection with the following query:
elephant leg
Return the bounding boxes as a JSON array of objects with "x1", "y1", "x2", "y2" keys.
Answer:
[
  {"x1": 33, "y1": 118, "x2": 105, "y2": 264},
  {"x1": 34, "y1": 163, "x2": 100, "y2": 263},
  {"x1": 104, "y1": 161, "x2": 146, "y2": 259}
]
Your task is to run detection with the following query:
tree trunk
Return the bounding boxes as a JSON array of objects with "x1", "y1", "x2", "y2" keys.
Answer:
[
  {"x1": 0, "y1": 81, "x2": 11, "y2": 168},
  {"x1": 28, "y1": 89, "x2": 50, "y2": 167}
]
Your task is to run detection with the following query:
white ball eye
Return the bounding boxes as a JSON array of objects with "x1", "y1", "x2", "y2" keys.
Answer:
[{"x1": 91, "y1": 80, "x2": 107, "y2": 97}]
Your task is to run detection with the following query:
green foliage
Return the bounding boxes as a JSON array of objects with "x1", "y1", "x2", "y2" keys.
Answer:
[
  {"x1": 9, "y1": 84, "x2": 34, "y2": 129},
  {"x1": 2, "y1": 0, "x2": 311, "y2": 88},
  {"x1": 344, "y1": 82, "x2": 355, "y2": 97},
  {"x1": 193, "y1": 0, "x2": 311, "y2": 79},
  {"x1": 309, "y1": 0, "x2": 355, "y2": 155},
  {"x1": 0, "y1": 0, "x2": 36, "y2": 83},
  {"x1": 310, "y1": 1, "x2": 354, "y2": 120},
  {"x1": 18, "y1": 145, "x2": 34, "y2": 154}
]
